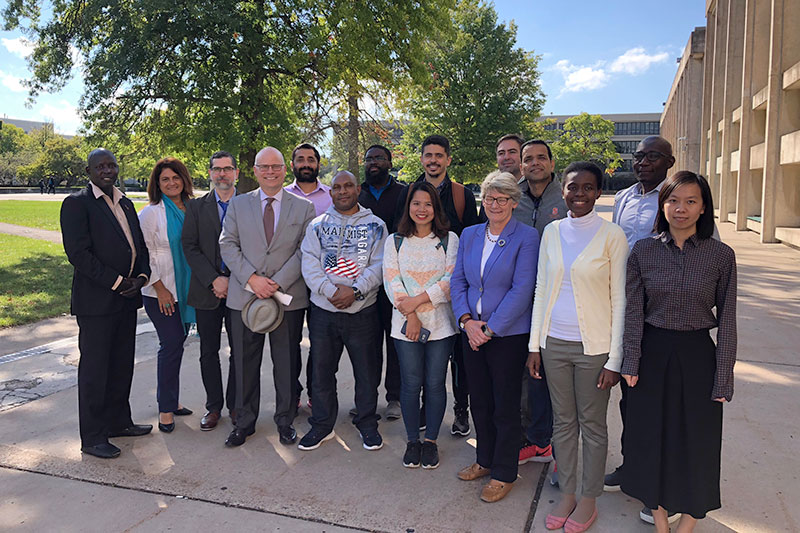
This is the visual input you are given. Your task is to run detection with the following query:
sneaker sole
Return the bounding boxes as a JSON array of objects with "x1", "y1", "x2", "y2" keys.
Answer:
[
  {"x1": 603, "y1": 484, "x2": 622, "y2": 492},
  {"x1": 421, "y1": 462, "x2": 439, "y2": 469},
  {"x1": 403, "y1": 460, "x2": 420, "y2": 468},
  {"x1": 362, "y1": 441, "x2": 384, "y2": 451},
  {"x1": 297, "y1": 431, "x2": 335, "y2": 451},
  {"x1": 386, "y1": 414, "x2": 401, "y2": 420},
  {"x1": 451, "y1": 427, "x2": 469, "y2": 436},
  {"x1": 639, "y1": 510, "x2": 681, "y2": 525}
]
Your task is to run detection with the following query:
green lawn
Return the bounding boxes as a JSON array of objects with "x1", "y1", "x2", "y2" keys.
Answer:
[
  {"x1": 0, "y1": 199, "x2": 148, "y2": 232},
  {"x1": 0, "y1": 233, "x2": 74, "y2": 327}
]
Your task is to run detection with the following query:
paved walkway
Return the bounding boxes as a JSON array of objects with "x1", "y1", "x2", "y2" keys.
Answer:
[
  {"x1": 1, "y1": 196, "x2": 798, "y2": 531},
  {"x1": 0, "y1": 221, "x2": 62, "y2": 244}
]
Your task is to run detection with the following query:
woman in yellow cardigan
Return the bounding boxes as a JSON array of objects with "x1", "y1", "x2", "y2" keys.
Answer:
[{"x1": 527, "y1": 161, "x2": 628, "y2": 533}]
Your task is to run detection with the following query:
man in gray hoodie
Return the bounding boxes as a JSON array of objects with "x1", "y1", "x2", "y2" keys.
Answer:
[{"x1": 298, "y1": 171, "x2": 388, "y2": 451}]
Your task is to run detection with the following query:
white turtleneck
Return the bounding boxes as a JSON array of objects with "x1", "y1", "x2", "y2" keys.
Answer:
[{"x1": 548, "y1": 209, "x2": 603, "y2": 341}]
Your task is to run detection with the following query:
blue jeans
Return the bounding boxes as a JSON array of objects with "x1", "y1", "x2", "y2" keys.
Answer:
[
  {"x1": 395, "y1": 336, "x2": 455, "y2": 442},
  {"x1": 143, "y1": 296, "x2": 187, "y2": 413}
]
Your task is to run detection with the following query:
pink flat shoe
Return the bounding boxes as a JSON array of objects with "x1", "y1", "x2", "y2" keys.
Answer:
[
  {"x1": 564, "y1": 507, "x2": 598, "y2": 533},
  {"x1": 546, "y1": 504, "x2": 577, "y2": 530}
]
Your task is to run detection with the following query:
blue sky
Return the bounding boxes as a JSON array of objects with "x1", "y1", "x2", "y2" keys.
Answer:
[{"x1": 0, "y1": 1, "x2": 707, "y2": 135}]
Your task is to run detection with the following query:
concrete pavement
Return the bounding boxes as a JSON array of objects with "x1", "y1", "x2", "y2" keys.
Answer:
[{"x1": 1, "y1": 196, "x2": 798, "y2": 531}]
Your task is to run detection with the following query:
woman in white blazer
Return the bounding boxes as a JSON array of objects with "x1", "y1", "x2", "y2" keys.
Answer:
[
  {"x1": 139, "y1": 158, "x2": 195, "y2": 433},
  {"x1": 527, "y1": 162, "x2": 628, "y2": 533}
]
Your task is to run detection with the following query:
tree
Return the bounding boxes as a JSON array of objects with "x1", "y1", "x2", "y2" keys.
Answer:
[
  {"x1": 550, "y1": 113, "x2": 622, "y2": 174},
  {"x1": 17, "y1": 135, "x2": 86, "y2": 186},
  {"x1": 0, "y1": 123, "x2": 37, "y2": 184},
  {"x1": 395, "y1": 0, "x2": 545, "y2": 183}
]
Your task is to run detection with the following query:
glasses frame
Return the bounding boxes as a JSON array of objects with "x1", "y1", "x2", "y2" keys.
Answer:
[
  {"x1": 254, "y1": 163, "x2": 286, "y2": 172},
  {"x1": 632, "y1": 151, "x2": 668, "y2": 162},
  {"x1": 483, "y1": 195, "x2": 512, "y2": 207}
]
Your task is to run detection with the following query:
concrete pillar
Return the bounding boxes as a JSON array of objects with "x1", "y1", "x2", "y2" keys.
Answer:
[
  {"x1": 761, "y1": 0, "x2": 785, "y2": 243},
  {"x1": 736, "y1": 0, "x2": 756, "y2": 231}
]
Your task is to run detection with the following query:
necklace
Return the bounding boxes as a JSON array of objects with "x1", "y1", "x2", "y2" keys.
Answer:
[{"x1": 485, "y1": 225, "x2": 499, "y2": 243}]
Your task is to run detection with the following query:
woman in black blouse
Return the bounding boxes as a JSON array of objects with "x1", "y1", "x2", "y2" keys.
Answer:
[{"x1": 621, "y1": 171, "x2": 737, "y2": 533}]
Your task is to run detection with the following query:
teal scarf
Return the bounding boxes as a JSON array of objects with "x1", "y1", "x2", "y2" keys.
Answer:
[{"x1": 163, "y1": 196, "x2": 195, "y2": 330}]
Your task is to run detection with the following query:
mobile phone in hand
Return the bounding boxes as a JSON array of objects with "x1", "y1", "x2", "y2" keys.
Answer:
[{"x1": 401, "y1": 321, "x2": 431, "y2": 343}]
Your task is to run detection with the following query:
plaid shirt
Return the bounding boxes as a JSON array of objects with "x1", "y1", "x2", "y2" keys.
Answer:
[{"x1": 621, "y1": 232, "x2": 738, "y2": 400}]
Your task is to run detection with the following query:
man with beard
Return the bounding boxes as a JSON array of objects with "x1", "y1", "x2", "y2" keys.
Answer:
[
  {"x1": 182, "y1": 151, "x2": 239, "y2": 431},
  {"x1": 285, "y1": 143, "x2": 331, "y2": 409},
  {"x1": 496, "y1": 133, "x2": 524, "y2": 180},
  {"x1": 285, "y1": 143, "x2": 331, "y2": 217},
  {"x1": 299, "y1": 170, "x2": 387, "y2": 451},
  {"x1": 395, "y1": 134, "x2": 479, "y2": 437},
  {"x1": 357, "y1": 144, "x2": 406, "y2": 420}
]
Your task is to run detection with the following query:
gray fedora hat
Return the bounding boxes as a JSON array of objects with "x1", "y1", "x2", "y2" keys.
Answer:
[{"x1": 241, "y1": 295, "x2": 284, "y2": 333}]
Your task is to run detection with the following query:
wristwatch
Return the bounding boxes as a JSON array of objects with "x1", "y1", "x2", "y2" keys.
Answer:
[
  {"x1": 352, "y1": 287, "x2": 365, "y2": 301},
  {"x1": 459, "y1": 316, "x2": 472, "y2": 330}
]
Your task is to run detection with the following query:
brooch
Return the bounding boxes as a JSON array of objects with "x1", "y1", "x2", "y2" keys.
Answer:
[{"x1": 498, "y1": 239, "x2": 506, "y2": 247}]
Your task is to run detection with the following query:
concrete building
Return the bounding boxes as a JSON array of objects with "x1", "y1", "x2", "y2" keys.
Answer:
[
  {"x1": 662, "y1": 0, "x2": 800, "y2": 247},
  {"x1": 0, "y1": 117, "x2": 52, "y2": 134},
  {"x1": 542, "y1": 113, "x2": 661, "y2": 172}
]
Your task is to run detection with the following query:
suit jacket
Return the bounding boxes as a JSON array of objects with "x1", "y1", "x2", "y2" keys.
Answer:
[
  {"x1": 182, "y1": 191, "x2": 236, "y2": 310},
  {"x1": 450, "y1": 217, "x2": 539, "y2": 337},
  {"x1": 60, "y1": 184, "x2": 151, "y2": 316},
  {"x1": 219, "y1": 189, "x2": 315, "y2": 312}
]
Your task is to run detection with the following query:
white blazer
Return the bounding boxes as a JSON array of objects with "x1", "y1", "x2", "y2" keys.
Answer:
[{"x1": 138, "y1": 202, "x2": 178, "y2": 300}]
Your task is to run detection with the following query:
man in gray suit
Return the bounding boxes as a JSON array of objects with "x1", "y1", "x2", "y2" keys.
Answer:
[
  {"x1": 219, "y1": 146, "x2": 316, "y2": 447},
  {"x1": 182, "y1": 151, "x2": 239, "y2": 431}
]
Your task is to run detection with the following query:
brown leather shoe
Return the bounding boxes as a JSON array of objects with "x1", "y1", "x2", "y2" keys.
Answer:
[
  {"x1": 480, "y1": 479, "x2": 513, "y2": 503},
  {"x1": 457, "y1": 463, "x2": 491, "y2": 481},
  {"x1": 200, "y1": 411, "x2": 220, "y2": 431}
]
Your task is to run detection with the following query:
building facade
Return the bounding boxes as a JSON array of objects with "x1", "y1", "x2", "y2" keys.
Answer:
[
  {"x1": 543, "y1": 113, "x2": 661, "y2": 172},
  {"x1": 662, "y1": 0, "x2": 800, "y2": 246}
]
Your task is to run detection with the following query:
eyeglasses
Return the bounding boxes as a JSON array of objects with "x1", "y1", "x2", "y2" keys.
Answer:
[
  {"x1": 633, "y1": 151, "x2": 668, "y2": 162},
  {"x1": 483, "y1": 195, "x2": 511, "y2": 206},
  {"x1": 210, "y1": 166, "x2": 236, "y2": 174},
  {"x1": 254, "y1": 164, "x2": 285, "y2": 172},
  {"x1": 364, "y1": 155, "x2": 388, "y2": 163}
]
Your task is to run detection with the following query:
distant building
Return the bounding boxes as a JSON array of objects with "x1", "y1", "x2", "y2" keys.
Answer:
[
  {"x1": 0, "y1": 117, "x2": 52, "y2": 134},
  {"x1": 661, "y1": 1, "x2": 800, "y2": 247},
  {"x1": 541, "y1": 113, "x2": 661, "y2": 172}
]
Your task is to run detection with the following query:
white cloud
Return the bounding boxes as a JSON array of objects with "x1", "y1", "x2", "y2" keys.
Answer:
[
  {"x1": 38, "y1": 100, "x2": 82, "y2": 135},
  {"x1": 609, "y1": 47, "x2": 669, "y2": 75},
  {"x1": 0, "y1": 70, "x2": 26, "y2": 93},
  {"x1": 2, "y1": 36, "x2": 34, "y2": 58},
  {"x1": 553, "y1": 60, "x2": 610, "y2": 94}
]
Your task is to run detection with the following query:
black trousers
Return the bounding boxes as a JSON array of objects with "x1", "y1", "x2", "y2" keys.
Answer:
[
  {"x1": 230, "y1": 308, "x2": 304, "y2": 430},
  {"x1": 76, "y1": 310, "x2": 137, "y2": 447},
  {"x1": 463, "y1": 333, "x2": 528, "y2": 483},
  {"x1": 376, "y1": 287, "x2": 401, "y2": 403},
  {"x1": 195, "y1": 303, "x2": 236, "y2": 414}
]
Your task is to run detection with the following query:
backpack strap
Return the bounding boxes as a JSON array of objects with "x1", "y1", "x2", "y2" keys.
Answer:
[
  {"x1": 450, "y1": 181, "x2": 465, "y2": 223},
  {"x1": 435, "y1": 233, "x2": 449, "y2": 253},
  {"x1": 394, "y1": 233, "x2": 404, "y2": 252}
]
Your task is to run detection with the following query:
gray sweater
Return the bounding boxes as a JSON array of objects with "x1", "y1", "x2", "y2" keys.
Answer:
[{"x1": 512, "y1": 177, "x2": 567, "y2": 237}]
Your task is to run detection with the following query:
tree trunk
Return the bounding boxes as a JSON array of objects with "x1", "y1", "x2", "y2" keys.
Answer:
[
  {"x1": 237, "y1": 148, "x2": 258, "y2": 192},
  {"x1": 347, "y1": 85, "x2": 360, "y2": 175}
]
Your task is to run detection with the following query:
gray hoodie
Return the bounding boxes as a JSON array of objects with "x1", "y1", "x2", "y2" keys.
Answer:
[{"x1": 301, "y1": 204, "x2": 387, "y2": 314}]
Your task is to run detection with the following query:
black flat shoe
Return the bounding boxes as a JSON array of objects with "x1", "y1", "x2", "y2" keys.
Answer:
[
  {"x1": 81, "y1": 442, "x2": 121, "y2": 459},
  {"x1": 158, "y1": 421, "x2": 175, "y2": 433},
  {"x1": 225, "y1": 426, "x2": 255, "y2": 447},
  {"x1": 108, "y1": 424, "x2": 153, "y2": 438},
  {"x1": 173, "y1": 407, "x2": 193, "y2": 416},
  {"x1": 278, "y1": 424, "x2": 297, "y2": 445}
]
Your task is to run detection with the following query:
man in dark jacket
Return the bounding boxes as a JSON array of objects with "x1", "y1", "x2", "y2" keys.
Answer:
[
  {"x1": 60, "y1": 148, "x2": 152, "y2": 459},
  {"x1": 395, "y1": 135, "x2": 480, "y2": 436}
]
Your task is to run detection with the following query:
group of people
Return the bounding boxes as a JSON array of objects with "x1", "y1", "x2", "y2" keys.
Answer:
[{"x1": 59, "y1": 132, "x2": 736, "y2": 533}]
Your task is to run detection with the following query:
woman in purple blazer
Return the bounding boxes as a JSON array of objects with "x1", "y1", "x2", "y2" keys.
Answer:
[{"x1": 451, "y1": 171, "x2": 540, "y2": 503}]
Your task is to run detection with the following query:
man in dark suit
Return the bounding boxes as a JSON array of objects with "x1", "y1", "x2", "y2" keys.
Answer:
[
  {"x1": 219, "y1": 146, "x2": 316, "y2": 447},
  {"x1": 182, "y1": 150, "x2": 238, "y2": 431},
  {"x1": 60, "y1": 148, "x2": 153, "y2": 459}
]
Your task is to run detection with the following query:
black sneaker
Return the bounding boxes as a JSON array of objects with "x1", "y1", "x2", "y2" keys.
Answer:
[
  {"x1": 403, "y1": 441, "x2": 422, "y2": 468},
  {"x1": 421, "y1": 441, "x2": 439, "y2": 469},
  {"x1": 360, "y1": 427, "x2": 383, "y2": 450},
  {"x1": 451, "y1": 408, "x2": 470, "y2": 436},
  {"x1": 418, "y1": 406, "x2": 426, "y2": 431},
  {"x1": 640, "y1": 507, "x2": 681, "y2": 524},
  {"x1": 603, "y1": 465, "x2": 623, "y2": 491},
  {"x1": 297, "y1": 428, "x2": 335, "y2": 450}
]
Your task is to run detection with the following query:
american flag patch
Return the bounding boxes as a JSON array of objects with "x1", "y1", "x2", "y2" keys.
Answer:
[{"x1": 324, "y1": 254, "x2": 360, "y2": 279}]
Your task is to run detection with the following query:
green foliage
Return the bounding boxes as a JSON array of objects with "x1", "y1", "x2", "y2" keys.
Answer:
[
  {"x1": 0, "y1": 233, "x2": 73, "y2": 327},
  {"x1": 549, "y1": 113, "x2": 622, "y2": 174},
  {"x1": 0, "y1": 123, "x2": 39, "y2": 184},
  {"x1": 396, "y1": 0, "x2": 545, "y2": 183},
  {"x1": 17, "y1": 135, "x2": 86, "y2": 186}
]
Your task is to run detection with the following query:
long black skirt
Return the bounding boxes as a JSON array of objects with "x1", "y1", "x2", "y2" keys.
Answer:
[{"x1": 621, "y1": 325, "x2": 723, "y2": 519}]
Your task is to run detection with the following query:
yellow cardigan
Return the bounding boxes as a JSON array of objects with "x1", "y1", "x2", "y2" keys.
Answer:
[{"x1": 528, "y1": 218, "x2": 629, "y2": 372}]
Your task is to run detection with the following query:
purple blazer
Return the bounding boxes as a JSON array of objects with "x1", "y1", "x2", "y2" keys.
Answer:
[{"x1": 451, "y1": 218, "x2": 539, "y2": 337}]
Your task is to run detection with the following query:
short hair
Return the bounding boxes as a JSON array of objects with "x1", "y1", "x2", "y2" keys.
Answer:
[
  {"x1": 520, "y1": 139, "x2": 553, "y2": 161},
  {"x1": 480, "y1": 170, "x2": 521, "y2": 204},
  {"x1": 496, "y1": 134, "x2": 525, "y2": 150},
  {"x1": 291, "y1": 143, "x2": 320, "y2": 162},
  {"x1": 563, "y1": 161, "x2": 603, "y2": 189},
  {"x1": 365, "y1": 144, "x2": 392, "y2": 163},
  {"x1": 209, "y1": 151, "x2": 237, "y2": 169},
  {"x1": 654, "y1": 171, "x2": 715, "y2": 239},
  {"x1": 421, "y1": 135, "x2": 450, "y2": 156},
  {"x1": 148, "y1": 157, "x2": 194, "y2": 204},
  {"x1": 396, "y1": 181, "x2": 450, "y2": 239}
]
